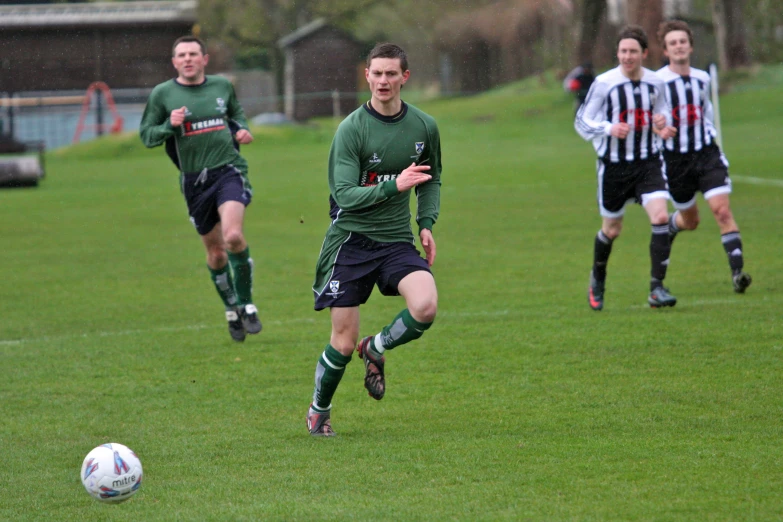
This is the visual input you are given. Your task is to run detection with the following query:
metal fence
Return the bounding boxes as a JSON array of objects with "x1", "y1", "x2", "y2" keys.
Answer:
[
  {"x1": 1, "y1": 88, "x2": 151, "y2": 151},
  {"x1": 0, "y1": 88, "x2": 440, "y2": 151}
]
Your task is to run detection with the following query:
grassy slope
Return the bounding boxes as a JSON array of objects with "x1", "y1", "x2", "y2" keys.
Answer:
[{"x1": 0, "y1": 68, "x2": 781, "y2": 520}]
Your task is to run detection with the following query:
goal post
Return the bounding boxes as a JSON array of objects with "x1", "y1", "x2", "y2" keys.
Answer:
[{"x1": 709, "y1": 63, "x2": 723, "y2": 149}]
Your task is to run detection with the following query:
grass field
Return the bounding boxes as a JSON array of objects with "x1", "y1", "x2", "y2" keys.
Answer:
[{"x1": 1, "y1": 68, "x2": 782, "y2": 520}]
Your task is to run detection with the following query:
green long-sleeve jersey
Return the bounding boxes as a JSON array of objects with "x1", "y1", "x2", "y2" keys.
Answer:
[
  {"x1": 139, "y1": 75, "x2": 249, "y2": 175},
  {"x1": 328, "y1": 101, "x2": 442, "y2": 243}
]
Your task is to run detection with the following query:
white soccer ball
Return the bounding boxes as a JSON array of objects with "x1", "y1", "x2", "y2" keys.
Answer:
[{"x1": 80, "y1": 443, "x2": 143, "y2": 503}]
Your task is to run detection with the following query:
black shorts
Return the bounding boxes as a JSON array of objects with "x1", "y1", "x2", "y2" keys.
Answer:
[
  {"x1": 313, "y1": 231, "x2": 431, "y2": 311},
  {"x1": 181, "y1": 164, "x2": 252, "y2": 235},
  {"x1": 597, "y1": 158, "x2": 669, "y2": 218},
  {"x1": 663, "y1": 144, "x2": 731, "y2": 209}
]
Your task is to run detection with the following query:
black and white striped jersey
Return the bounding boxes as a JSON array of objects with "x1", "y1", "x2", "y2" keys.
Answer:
[
  {"x1": 575, "y1": 66, "x2": 670, "y2": 163},
  {"x1": 656, "y1": 66, "x2": 717, "y2": 154}
]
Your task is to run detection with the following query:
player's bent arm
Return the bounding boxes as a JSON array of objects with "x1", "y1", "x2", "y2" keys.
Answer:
[
  {"x1": 327, "y1": 122, "x2": 399, "y2": 211},
  {"x1": 226, "y1": 79, "x2": 250, "y2": 130},
  {"x1": 416, "y1": 180, "x2": 440, "y2": 234},
  {"x1": 332, "y1": 174, "x2": 398, "y2": 211},
  {"x1": 702, "y1": 94, "x2": 718, "y2": 138},
  {"x1": 415, "y1": 131, "x2": 442, "y2": 233},
  {"x1": 139, "y1": 94, "x2": 176, "y2": 148},
  {"x1": 329, "y1": 148, "x2": 399, "y2": 211},
  {"x1": 139, "y1": 119, "x2": 175, "y2": 148},
  {"x1": 651, "y1": 81, "x2": 672, "y2": 122},
  {"x1": 574, "y1": 82, "x2": 611, "y2": 141}
]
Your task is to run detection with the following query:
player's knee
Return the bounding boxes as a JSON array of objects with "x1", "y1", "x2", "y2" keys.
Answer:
[
  {"x1": 410, "y1": 299, "x2": 437, "y2": 324},
  {"x1": 713, "y1": 207, "x2": 733, "y2": 227},
  {"x1": 682, "y1": 214, "x2": 700, "y2": 230},
  {"x1": 223, "y1": 229, "x2": 245, "y2": 251},
  {"x1": 329, "y1": 330, "x2": 358, "y2": 355},
  {"x1": 650, "y1": 210, "x2": 669, "y2": 226},
  {"x1": 604, "y1": 223, "x2": 622, "y2": 240},
  {"x1": 207, "y1": 248, "x2": 228, "y2": 267}
]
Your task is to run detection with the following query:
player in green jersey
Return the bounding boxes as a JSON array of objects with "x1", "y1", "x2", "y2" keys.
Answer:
[
  {"x1": 307, "y1": 43, "x2": 442, "y2": 436},
  {"x1": 140, "y1": 36, "x2": 262, "y2": 342}
]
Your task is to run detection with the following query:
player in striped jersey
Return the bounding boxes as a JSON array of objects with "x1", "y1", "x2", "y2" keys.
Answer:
[
  {"x1": 576, "y1": 25, "x2": 679, "y2": 311},
  {"x1": 656, "y1": 20, "x2": 752, "y2": 293}
]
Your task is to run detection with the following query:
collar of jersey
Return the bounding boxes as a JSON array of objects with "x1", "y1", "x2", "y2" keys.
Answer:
[
  {"x1": 363, "y1": 100, "x2": 408, "y2": 123},
  {"x1": 174, "y1": 77, "x2": 208, "y2": 88}
]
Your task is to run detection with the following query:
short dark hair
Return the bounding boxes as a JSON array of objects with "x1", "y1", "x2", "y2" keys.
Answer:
[
  {"x1": 172, "y1": 36, "x2": 206, "y2": 56},
  {"x1": 366, "y1": 43, "x2": 408, "y2": 72},
  {"x1": 658, "y1": 19, "x2": 694, "y2": 50},
  {"x1": 617, "y1": 25, "x2": 648, "y2": 51}
]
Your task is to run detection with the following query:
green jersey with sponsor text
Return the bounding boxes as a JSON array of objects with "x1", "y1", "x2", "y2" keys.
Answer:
[
  {"x1": 140, "y1": 75, "x2": 249, "y2": 175},
  {"x1": 327, "y1": 101, "x2": 442, "y2": 243}
]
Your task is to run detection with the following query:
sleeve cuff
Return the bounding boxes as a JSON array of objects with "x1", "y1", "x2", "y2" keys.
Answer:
[
  {"x1": 382, "y1": 180, "x2": 400, "y2": 198},
  {"x1": 418, "y1": 218, "x2": 434, "y2": 233},
  {"x1": 602, "y1": 122, "x2": 613, "y2": 136}
]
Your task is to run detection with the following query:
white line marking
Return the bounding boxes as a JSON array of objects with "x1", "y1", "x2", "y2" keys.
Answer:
[
  {"x1": 440, "y1": 310, "x2": 509, "y2": 318},
  {"x1": 0, "y1": 310, "x2": 512, "y2": 347},
  {"x1": 733, "y1": 175, "x2": 783, "y2": 188},
  {"x1": 628, "y1": 294, "x2": 777, "y2": 309},
  {"x1": 0, "y1": 324, "x2": 212, "y2": 347}
]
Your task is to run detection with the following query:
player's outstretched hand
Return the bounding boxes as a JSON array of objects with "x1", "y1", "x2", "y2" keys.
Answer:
[
  {"x1": 396, "y1": 162, "x2": 431, "y2": 192},
  {"x1": 652, "y1": 113, "x2": 667, "y2": 130},
  {"x1": 170, "y1": 106, "x2": 187, "y2": 127},
  {"x1": 235, "y1": 129, "x2": 254, "y2": 144},
  {"x1": 420, "y1": 229, "x2": 436, "y2": 267}
]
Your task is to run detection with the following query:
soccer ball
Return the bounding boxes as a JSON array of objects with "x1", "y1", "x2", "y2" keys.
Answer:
[{"x1": 80, "y1": 443, "x2": 143, "y2": 503}]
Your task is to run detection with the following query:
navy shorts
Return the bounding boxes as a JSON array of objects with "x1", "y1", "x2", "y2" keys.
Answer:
[
  {"x1": 663, "y1": 144, "x2": 731, "y2": 210},
  {"x1": 597, "y1": 158, "x2": 669, "y2": 218},
  {"x1": 313, "y1": 231, "x2": 431, "y2": 311},
  {"x1": 181, "y1": 164, "x2": 252, "y2": 235}
]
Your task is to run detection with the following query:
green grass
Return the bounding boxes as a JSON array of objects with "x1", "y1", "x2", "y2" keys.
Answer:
[{"x1": 1, "y1": 69, "x2": 782, "y2": 520}]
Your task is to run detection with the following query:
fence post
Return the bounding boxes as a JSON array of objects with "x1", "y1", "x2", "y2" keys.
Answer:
[
  {"x1": 95, "y1": 89, "x2": 104, "y2": 137},
  {"x1": 332, "y1": 90, "x2": 340, "y2": 120},
  {"x1": 0, "y1": 92, "x2": 5, "y2": 137}
]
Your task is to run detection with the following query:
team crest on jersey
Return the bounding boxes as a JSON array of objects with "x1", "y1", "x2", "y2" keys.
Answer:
[
  {"x1": 369, "y1": 153, "x2": 382, "y2": 164},
  {"x1": 216, "y1": 98, "x2": 227, "y2": 114},
  {"x1": 415, "y1": 142, "x2": 425, "y2": 154}
]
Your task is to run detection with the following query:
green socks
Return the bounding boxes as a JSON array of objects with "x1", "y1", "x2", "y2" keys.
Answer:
[
  {"x1": 228, "y1": 247, "x2": 254, "y2": 306},
  {"x1": 208, "y1": 264, "x2": 238, "y2": 308},
  {"x1": 312, "y1": 344, "x2": 352, "y2": 411},
  {"x1": 311, "y1": 311, "x2": 432, "y2": 412},
  {"x1": 373, "y1": 308, "x2": 433, "y2": 354},
  {"x1": 208, "y1": 246, "x2": 253, "y2": 309}
]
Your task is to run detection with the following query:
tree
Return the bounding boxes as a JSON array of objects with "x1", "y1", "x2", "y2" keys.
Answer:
[
  {"x1": 711, "y1": 0, "x2": 751, "y2": 69},
  {"x1": 627, "y1": 0, "x2": 664, "y2": 67},
  {"x1": 197, "y1": 0, "x2": 383, "y2": 108},
  {"x1": 576, "y1": 0, "x2": 607, "y2": 66}
]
